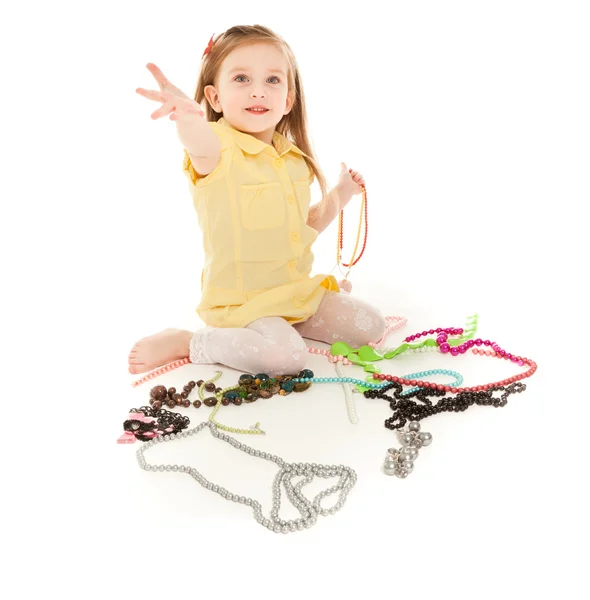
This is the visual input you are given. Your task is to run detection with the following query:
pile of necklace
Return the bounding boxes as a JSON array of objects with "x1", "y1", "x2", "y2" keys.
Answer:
[
  {"x1": 145, "y1": 370, "x2": 314, "y2": 410},
  {"x1": 127, "y1": 313, "x2": 537, "y2": 480},
  {"x1": 136, "y1": 420, "x2": 357, "y2": 534}
]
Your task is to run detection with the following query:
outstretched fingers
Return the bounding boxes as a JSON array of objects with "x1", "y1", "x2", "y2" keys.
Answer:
[
  {"x1": 136, "y1": 88, "x2": 175, "y2": 119},
  {"x1": 135, "y1": 87, "x2": 169, "y2": 103},
  {"x1": 146, "y1": 63, "x2": 171, "y2": 91}
]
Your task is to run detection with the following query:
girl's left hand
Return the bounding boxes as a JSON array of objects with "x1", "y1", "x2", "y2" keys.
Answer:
[{"x1": 337, "y1": 162, "x2": 365, "y2": 196}]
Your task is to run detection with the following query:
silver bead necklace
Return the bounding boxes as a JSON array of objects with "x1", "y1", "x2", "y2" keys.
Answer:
[
  {"x1": 136, "y1": 420, "x2": 357, "y2": 534},
  {"x1": 383, "y1": 420, "x2": 433, "y2": 478}
]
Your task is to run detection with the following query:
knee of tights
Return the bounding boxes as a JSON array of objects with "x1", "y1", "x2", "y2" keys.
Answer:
[
  {"x1": 350, "y1": 311, "x2": 387, "y2": 347},
  {"x1": 370, "y1": 312, "x2": 387, "y2": 343},
  {"x1": 256, "y1": 349, "x2": 308, "y2": 378}
]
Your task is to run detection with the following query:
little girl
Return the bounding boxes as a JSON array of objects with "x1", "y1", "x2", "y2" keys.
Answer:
[{"x1": 129, "y1": 24, "x2": 386, "y2": 377}]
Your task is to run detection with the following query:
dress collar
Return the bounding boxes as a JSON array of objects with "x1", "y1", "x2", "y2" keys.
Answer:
[{"x1": 217, "y1": 117, "x2": 308, "y2": 158}]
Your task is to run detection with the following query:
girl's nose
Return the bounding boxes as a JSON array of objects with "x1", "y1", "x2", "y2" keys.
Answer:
[{"x1": 250, "y1": 88, "x2": 267, "y2": 99}]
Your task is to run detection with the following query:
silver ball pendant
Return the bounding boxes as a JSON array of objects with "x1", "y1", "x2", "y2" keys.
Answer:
[
  {"x1": 402, "y1": 433, "x2": 415, "y2": 444},
  {"x1": 399, "y1": 449, "x2": 414, "y2": 462},
  {"x1": 384, "y1": 458, "x2": 397, "y2": 471},
  {"x1": 396, "y1": 469, "x2": 409, "y2": 479},
  {"x1": 408, "y1": 421, "x2": 421, "y2": 432},
  {"x1": 384, "y1": 463, "x2": 397, "y2": 476},
  {"x1": 402, "y1": 460, "x2": 414, "y2": 473},
  {"x1": 419, "y1": 432, "x2": 433, "y2": 446}
]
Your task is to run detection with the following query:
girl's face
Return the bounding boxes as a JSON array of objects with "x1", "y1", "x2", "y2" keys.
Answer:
[{"x1": 205, "y1": 42, "x2": 295, "y2": 140}]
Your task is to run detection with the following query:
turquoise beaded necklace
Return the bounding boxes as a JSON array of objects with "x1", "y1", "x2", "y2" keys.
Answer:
[{"x1": 290, "y1": 368, "x2": 463, "y2": 395}]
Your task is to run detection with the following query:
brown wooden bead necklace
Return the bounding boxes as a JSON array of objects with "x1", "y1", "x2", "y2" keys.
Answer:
[
  {"x1": 148, "y1": 370, "x2": 315, "y2": 411},
  {"x1": 149, "y1": 380, "x2": 221, "y2": 410}
]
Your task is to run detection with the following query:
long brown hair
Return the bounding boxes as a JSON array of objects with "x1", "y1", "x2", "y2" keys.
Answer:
[{"x1": 194, "y1": 25, "x2": 328, "y2": 198}]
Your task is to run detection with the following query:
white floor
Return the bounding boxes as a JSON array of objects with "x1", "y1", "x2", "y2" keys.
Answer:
[
  {"x1": 6, "y1": 252, "x2": 586, "y2": 598},
  {"x1": 85, "y1": 283, "x2": 585, "y2": 598}
]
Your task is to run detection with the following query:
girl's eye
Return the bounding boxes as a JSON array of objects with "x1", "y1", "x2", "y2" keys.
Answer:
[{"x1": 234, "y1": 75, "x2": 281, "y2": 83}]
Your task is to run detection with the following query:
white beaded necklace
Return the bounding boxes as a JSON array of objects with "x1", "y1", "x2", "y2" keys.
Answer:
[{"x1": 136, "y1": 420, "x2": 357, "y2": 534}]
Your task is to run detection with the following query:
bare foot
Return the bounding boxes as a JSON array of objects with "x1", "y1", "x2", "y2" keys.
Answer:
[{"x1": 128, "y1": 328, "x2": 193, "y2": 374}]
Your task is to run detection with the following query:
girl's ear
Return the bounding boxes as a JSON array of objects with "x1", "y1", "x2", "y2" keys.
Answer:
[
  {"x1": 284, "y1": 88, "x2": 296, "y2": 115},
  {"x1": 204, "y1": 85, "x2": 222, "y2": 113}
]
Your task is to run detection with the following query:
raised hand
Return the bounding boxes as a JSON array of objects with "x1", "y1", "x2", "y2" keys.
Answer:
[
  {"x1": 136, "y1": 87, "x2": 205, "y2": 121},
  {"x1": 136, "y1": 62, "x2": 218, "y2": 160},
  {"x1": 337, "y1": 162, "x2": 366, "y2": 196},
  {"x1": 145, "y1": 63, "x2": 191, "y2": 101},
  {"x1": 136, "y1": 63, "x2": 205, "y2": 122}
]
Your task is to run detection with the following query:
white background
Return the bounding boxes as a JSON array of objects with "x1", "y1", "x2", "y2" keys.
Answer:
[{"x1": 1, "y1": 1, "x2": 588, "y2": 598}]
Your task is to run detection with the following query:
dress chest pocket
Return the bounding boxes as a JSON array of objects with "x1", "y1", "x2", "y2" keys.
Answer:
[
  {"x1": 293, "y1": 181, "x2": 311, "y2": 216},
  {"x1": 239, "y1": 182, "x2": 285, "y2": 230}
]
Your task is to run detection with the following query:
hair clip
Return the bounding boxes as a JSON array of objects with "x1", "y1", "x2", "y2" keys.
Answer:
[{"x1": 202, "y1": 34, "x2": 216, "y2": 59}]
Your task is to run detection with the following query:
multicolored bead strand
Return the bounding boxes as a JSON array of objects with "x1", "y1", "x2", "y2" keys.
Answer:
[
  {"x1": 208, "y1": 380, "x2": 265, "y2": 436},
  {"x1": 337, "y1": 183, "x2": 367, "y2": 271},
  {"x1": 404, "y1": 326, "x2": 465, "y2": 344},
  {"x1": 131, "y1": 358, "x2": 190, "y2": 388},
  {"x1": 438, "y1": 333, "x2": 524, "y2": 364},
  {"x1": 197, "y1": 371, "x2": 222, "y2": 401},
  {"x1": 371, "y1": 350, "x2": 537, "y2": 393},
  {"x1": 382, "y1": 315, "x2": 479, "y2": 359},
  {"x1": 398, "y1": 369, "x2": 463, "y2": 396},
  {"x1": 281, "y1": 369, "x2": 461, "y2": 392},
  {"x1": 307, "y1": 345, "x2": 352, "y2": 366},
  {"x1": 206, "y1": 370, "x2": 315, "y2": 435}
]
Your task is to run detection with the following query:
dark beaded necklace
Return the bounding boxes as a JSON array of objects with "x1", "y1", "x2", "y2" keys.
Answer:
[
  {"x1": 147, "y1": 370, "x2": 315, "y2": 411},
  {"x1": 125, "y1": 406, "x2": 190, "y2": 442},
  {"x1": 364, "y1": 380, "x2": 527, "y2": 430},
  {"x1": 149, "y1": 380, "x2": 222, "y2": 409}
]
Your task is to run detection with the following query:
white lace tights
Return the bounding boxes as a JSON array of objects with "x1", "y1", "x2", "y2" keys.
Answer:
[{"x1": 189, "y1": 291, "x2": 386, "y2": 376}]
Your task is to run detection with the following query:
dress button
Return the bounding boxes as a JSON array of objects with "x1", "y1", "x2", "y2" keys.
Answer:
[
  {"x1": 290, "y1": 232, "x2": 300, "y2": 242},
  {"x1": 287, "y1": 194, "x2": 295, "y2": 204},
  {"x1": 288, "y1": 260, "x2": 297, "y2": 269},
  {"x1": 274, "y1": 158, "x2": 284, "y2": 169}
]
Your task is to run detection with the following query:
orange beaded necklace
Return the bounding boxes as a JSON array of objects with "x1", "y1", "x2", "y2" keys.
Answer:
[{"x1": 336, "y1": 183, "x2": 368, "y2": 281}]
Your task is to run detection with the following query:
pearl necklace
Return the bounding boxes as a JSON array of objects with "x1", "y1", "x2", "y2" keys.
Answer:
[{"x1": 136, "y1": 420, "x2": 357, "y2": 533}]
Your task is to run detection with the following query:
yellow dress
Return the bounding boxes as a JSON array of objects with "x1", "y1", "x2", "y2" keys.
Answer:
[{"x1": 182, "y1": 117, "x2": 339, "y2": 328}]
